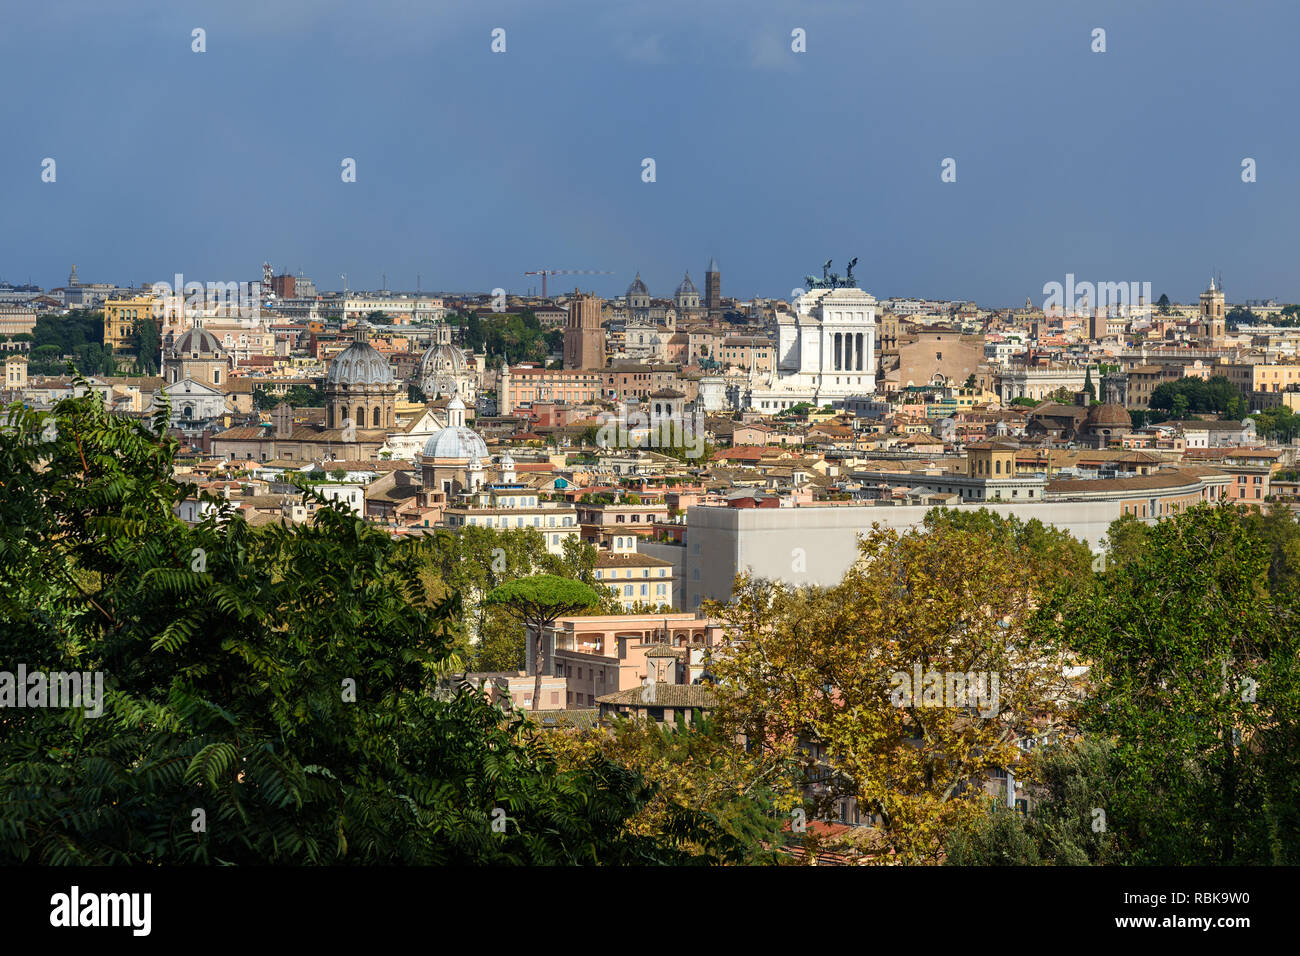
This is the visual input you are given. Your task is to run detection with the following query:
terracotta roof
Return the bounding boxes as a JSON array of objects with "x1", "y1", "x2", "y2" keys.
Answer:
[
  {"x1": 597, "y1": 683, "x2": 717, "y2": 708},
  {"x1": 1046, "y1": 470, "x2": 1224, "y2": 494}
]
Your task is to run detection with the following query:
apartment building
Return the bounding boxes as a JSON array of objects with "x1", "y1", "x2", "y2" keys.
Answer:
[
  {"x1": 593, "y1": 552, "x2": 675, "y2": 610},
  {"x1": 530, "y1": 612, "x2": 720, "y2": 708}
]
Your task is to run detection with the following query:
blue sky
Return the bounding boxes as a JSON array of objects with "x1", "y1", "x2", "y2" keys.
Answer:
[{"x1": 2, "y1": 0, "x2": 1297, "y2": 306}]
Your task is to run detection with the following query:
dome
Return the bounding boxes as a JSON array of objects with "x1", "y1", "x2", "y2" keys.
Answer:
[
  {"x1": 499, "y1": 452, "x2": 515, "y2": 468},
  {"x1": 627, "y1": 273, "x2": 649, "y2": 298},
  {"x1": 326, "y1": 340, "x2": 394, "y2": 386},
  {"x1": 173, "y1": 326, "x2": 222, "y2": 356},
  {"x1": 421, "y1": 425, "x2": 489, "y2": 461},
  {"x1": 675, "y1": 272, "x2": 699, "y2": 296},
  {"x1": 418, "y1": 342, "x2": 467, "y2": 377},
  {"x1": 1085, "y1": 403, "x2": 1131, "y2": 428}
]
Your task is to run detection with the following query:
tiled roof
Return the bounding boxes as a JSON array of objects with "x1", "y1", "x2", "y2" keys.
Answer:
[{"x1": 597, "y1": 683, "x2": 717, "y2": 708}]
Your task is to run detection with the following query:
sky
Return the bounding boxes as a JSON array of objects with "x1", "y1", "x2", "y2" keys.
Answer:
[{"x1": 2, "y1": 0, "x2": 1298, "y2": 307}]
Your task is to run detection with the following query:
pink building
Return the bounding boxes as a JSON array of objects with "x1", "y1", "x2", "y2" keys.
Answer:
[{"x1": 527, "y1": 612, "x2": 721, "y2": 709}]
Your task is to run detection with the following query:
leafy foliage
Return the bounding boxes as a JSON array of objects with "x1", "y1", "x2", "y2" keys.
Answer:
[
  {"x1": 1038, "y1": 503, "x2": 1300, "y2": 864},
  {"x1": 706, "y1": 521, "x2": 1078, "y2": 862},
  {"x1": 0, "y1": 385, "x2": 737, "y2": 864},
  {"x1": 1149, "y1": 375, "x2": 1247, "y2": 420}
]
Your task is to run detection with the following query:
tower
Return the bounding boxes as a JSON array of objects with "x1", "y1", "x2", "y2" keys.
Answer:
[
  {"x1": 499, "y1": 363, "x2": 513, "y2": 416},
  {"x1": 704, "y1": 256, "x2": 722, "y2": 319},
  {"x1": 1199, "y1": 274, "x2": 1226, "y2": 345},
  {"x1": 563, "y1": 289, "x2": 605, "y2": 369}
]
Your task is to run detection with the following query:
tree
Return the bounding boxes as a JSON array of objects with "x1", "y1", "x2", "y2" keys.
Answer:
[
  {"x1": 255, "y1": 385, "x2": 323, "y2": 410},
  {"x1": 922, "y1": 507, "x2": 1094, "y2": 593},
  {"x1": 1226, "y1": 306, "x2": 1259, "y2": 329},
  {"x1": 547, "y1": 712, "x2": 800, "y2": 863},
  {"x1": 131, "y1": 318, "x2": 161, "y2": 375},
  {"x1": 1083, "y1": 366, "x2": 1095, "y2": 404},
  {"x1": 944, "y1": 738, "x2": 1122, "y2": 865},
  {"x1": 1039, "y1": 503, "x2": 1300, "y2": 863},
  {"x1": 706, "y1": 521, "x2": 1078, "y2": 862},
  {"x1": 1252, "y1": 405, "x2": 1300, "y2": 443},
  {"x1": 0, "y1": 384, "x2": 740, "y2": 864},
  {"x1": 964, "y1": 374, "x2": 977, "y2": 389},
  {"x1": 1100, "y1": 512, "x2": 1149, "y2": 570},
  {"x1": 1156, "y1": 293, "x2": 1171, "y2": 314},
  {"x1": 484, "y1": 575, "x2": 600, "y2": 710}
]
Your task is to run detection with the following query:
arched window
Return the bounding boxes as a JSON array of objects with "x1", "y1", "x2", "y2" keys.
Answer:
[
  {"x1": 373, "y1": 407, "x2": 381, "y2": 427},
  {"x1": 354, "y1": 407, "x2": 364, "y2": 429}
]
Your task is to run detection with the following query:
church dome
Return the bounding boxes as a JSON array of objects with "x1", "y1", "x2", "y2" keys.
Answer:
[
  {"x1": 1084, "y1": 403, "x2": 1132, "y2": 429},
  {"x1": 173, "y1": 326, "x2": 223, "y2": 356},
  {"x1": 421, "y1": 425, "x2": 489, "y2": 461},
  {"x1": 627, "y1": 273, "x2": 649, "y2": 298},
  {"x1": 675, "y1": 272, "x2": 699, "y2": 296},
  {"x1": 418, "y1": 342, "x2": 468, "y2": 377},
  {"x1": 326, "y1": 340, "x2": 394, "y2": 386}
]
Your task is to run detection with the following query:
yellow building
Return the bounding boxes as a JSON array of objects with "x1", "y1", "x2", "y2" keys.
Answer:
[
  {"x1": 966, "y1": 441, "x2": 1017, "y2": 478},
  {"x1": 103, "y1": 295, "x2": 159, "y2": 351},
  {"x1": 4, "y1": 354, "x2": 27, "y2": 390}
]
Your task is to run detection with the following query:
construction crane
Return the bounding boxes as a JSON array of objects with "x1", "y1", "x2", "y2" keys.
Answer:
[{"x1": 523, "y1": 268, "x2": 613, "y2": 299}]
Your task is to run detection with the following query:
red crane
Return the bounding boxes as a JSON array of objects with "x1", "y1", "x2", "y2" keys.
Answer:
[{"x1": 523, "y1": 268, "x2": 613, "y2": 298}]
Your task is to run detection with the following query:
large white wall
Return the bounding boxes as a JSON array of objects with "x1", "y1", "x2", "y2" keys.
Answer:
[{"x1": 682, "y1": 500, "x2": 1123, "y2": 609}]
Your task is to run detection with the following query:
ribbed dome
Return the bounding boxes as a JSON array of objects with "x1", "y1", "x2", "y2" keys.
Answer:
[
  {"x1": 173, "y1": 326, "x2": 222, "y2": 356},
  {"x1": 418, "y1": 342, "x2": 467, "y2": 377},
  {"x1": 421, "y1": 426, "x2": 489, "y2": 461},
  {"x1": 675, "y1": 272, "x2": 698, "y2": 296},
  {"x1": 326, "y1": 341, "x2": 394, "y2": 386},
  {"x1": 627, "y1": 273, "x2": 649, "y2": 298},
  {"x1": 1085, "y1": 403, "x2": 1131, "y2": 428}
]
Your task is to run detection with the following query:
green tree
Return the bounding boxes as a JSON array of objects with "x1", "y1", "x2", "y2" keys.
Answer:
[
  {"x1": 131, "y1": 318, "x2": 161, "y2": 375},
  {"x1": 484, "y1": 575, "x2": 600, "y2": 710},
  {"x1": 548, "y1": 712, "x2": 799, "y2": 863},
  {"x1": 1226, "y1": 305, "x2": 1259, "y2": 329},
  {"x1": 945, "y1": 738, "x2": 1122, "y2": 865},
  {"x1": 1083, "y1": 366, "x2": 1095, "y2": 404},
  {"x1": 0, "y1": 385, "x2": 739, "y2": 864},
  {"x1": 1039, "y1": 503, "x2": 1300, "y2": 864},
  {"x1": 1101, "y1": 512, "x2": 1149, "y2": 570}
]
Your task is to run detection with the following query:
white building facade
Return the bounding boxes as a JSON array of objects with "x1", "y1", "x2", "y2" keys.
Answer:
[{"x1": 747, "y1": 285, "x2": 877, "y2": 412}]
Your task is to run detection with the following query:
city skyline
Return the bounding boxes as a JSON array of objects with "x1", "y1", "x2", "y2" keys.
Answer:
[{"x1": 3, "y1": 0, "x2": 1298, "y2": 306}]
